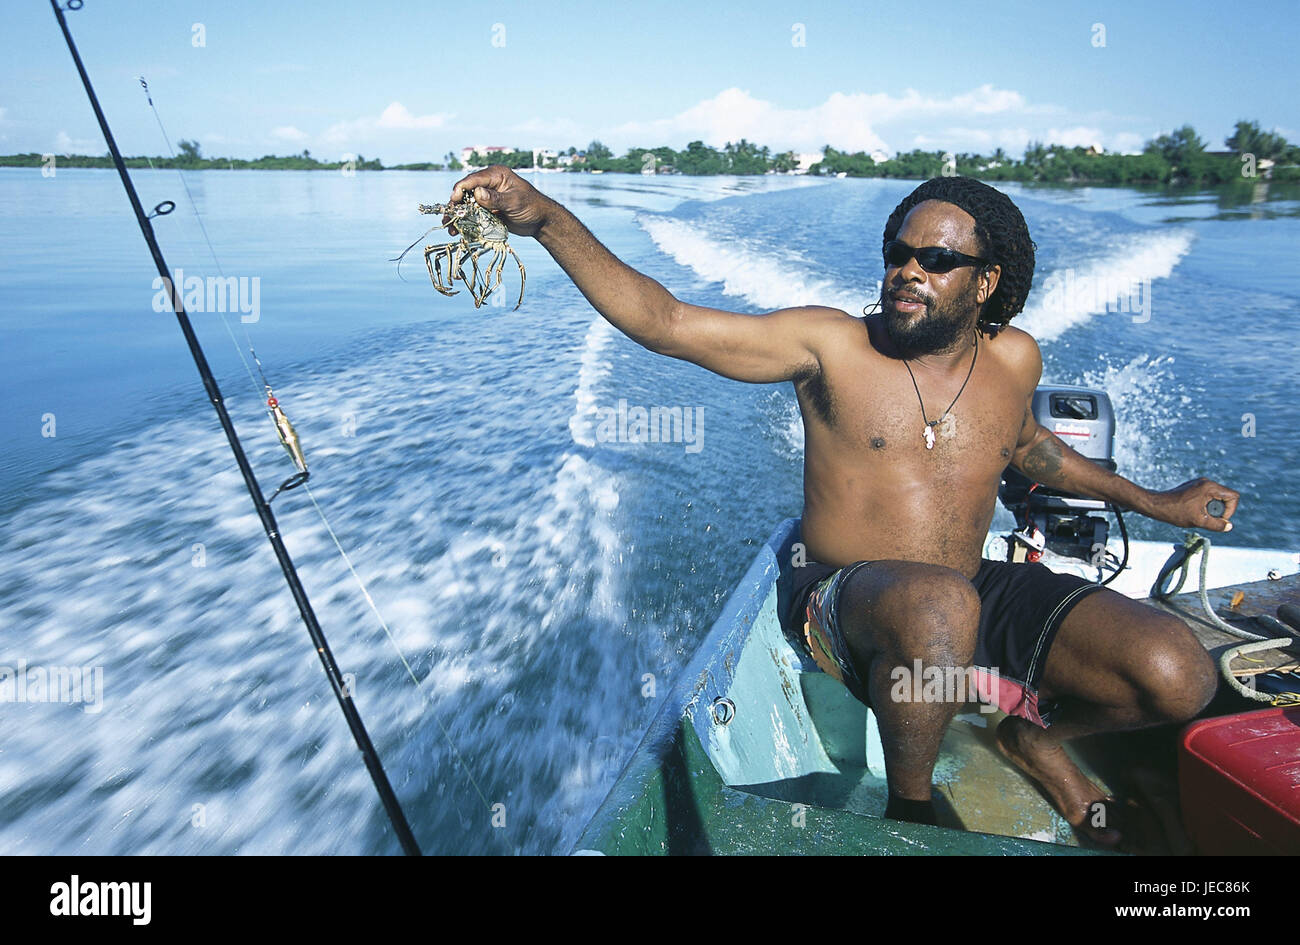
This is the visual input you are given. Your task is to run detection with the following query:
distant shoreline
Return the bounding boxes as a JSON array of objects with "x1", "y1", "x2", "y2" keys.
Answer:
[
  {"x1": 4, "y1": 150, "x2": 1297, "y2": 189},
  {"x1": 7, "y1": 121, "x2": 1297, "y2": 185}
]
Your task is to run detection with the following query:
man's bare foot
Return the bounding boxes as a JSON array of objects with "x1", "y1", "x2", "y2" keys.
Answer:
[
  {"x1": 995, "y1": 716, "x2": 1122, "y2": 846},
  {"x1": 884, "y1": 793, "x2": 938, "y2": 826}
]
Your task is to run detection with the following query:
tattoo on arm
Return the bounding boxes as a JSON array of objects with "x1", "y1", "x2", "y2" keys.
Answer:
[{"x1": 1020, "y1": 436, "x2": 1065, "y2": 483}]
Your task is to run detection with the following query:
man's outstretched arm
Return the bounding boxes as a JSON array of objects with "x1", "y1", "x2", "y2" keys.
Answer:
[
  {"x1": 1006, "y1": 339, "x2": 1239, "y2": 531},
  {"x1": 447, "y1": 166, "x2": 846, "y2": 384},
  {"x1": 1011, "y1": 424, "x2": 1238, "y2": 531}
]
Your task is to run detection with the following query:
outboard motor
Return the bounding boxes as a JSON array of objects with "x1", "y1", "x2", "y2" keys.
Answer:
[{"x1": 998, "y1": 385, "x2": 1119, "y2": 567}]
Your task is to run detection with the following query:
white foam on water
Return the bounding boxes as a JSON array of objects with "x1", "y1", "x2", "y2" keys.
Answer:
[
  {"x1": 765, "y1": 392, "x2": 805, "y2": 460},
  {"x1": 0, "y1": 312, "x2": 650, "y2": 854},
  {"x1": 1018, "y1": 229, "x2": 1195, "y2": 342},
  {"x1": 1074, "y1": 352, "x2": 1184, "y2": 492},
  {"x1": 568, "y1": 318, "x2": 616, "y2": 448},
  {"x1": 639, "y1": 215, "x2": 868, "y2": 314}
]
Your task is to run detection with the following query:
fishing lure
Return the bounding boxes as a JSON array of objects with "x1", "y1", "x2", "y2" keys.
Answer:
[{"x1": 268, "y1": 394, "x2": 307, "y2": 474}]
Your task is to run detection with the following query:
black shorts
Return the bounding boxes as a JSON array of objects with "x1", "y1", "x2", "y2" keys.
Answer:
[{"x1": 779, "y1": 556, "x2": 1106, "y2": 728}]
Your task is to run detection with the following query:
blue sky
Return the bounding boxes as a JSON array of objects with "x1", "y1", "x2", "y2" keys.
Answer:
[{"x1": 6, "y1": 0, "x2": 1297, "y2": 164}]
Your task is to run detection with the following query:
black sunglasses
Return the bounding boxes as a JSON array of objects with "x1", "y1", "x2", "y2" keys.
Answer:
[{"x1": 883, "y1": 239, "x2": 987, "y2": 274}]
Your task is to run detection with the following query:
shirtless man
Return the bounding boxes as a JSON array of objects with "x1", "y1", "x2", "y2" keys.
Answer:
[{"x1": 445, "y1": 167, "x2": 1238, "y2": 845}]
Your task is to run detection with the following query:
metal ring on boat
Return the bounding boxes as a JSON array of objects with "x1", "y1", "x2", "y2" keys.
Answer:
[{"x1": 711, "y1": 697, "x2": 736, "y2": 726}]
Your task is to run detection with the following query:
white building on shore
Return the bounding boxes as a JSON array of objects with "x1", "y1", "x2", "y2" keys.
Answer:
[
  {"x1": 460, "y1": 145, "x2": 511, "y2": 165},
  {"x1": 795, "y1": 152, "x2": 823, "y2": 173}
]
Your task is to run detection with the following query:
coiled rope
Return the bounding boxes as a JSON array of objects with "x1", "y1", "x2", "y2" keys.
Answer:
[{"x1": 1153, "y1": 533, "x2": 1299, "y2": 706}]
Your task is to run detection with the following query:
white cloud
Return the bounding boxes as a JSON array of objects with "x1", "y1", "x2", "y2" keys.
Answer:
[
  {"x1": 375, "y1": 102, "x2": 447, "y2": 130},
  {"x1": 603, "y1": 85, "x2": 1154, "y2": 159},
  {"x1": 609, "y1": 84, "x2": 1047, "y2": 154},
  {"x1": 612, "y1": 87, "x2": 884, "y2": 153},
  {"x1": 54, "y1": 130, "x2": 100, "y2": 154},
  {"x1": 911, "y1": 127, "x2": 1029, "y2": 152},
  {"x1": 1041, "y1": 126, "x2": 1108, "y2": 149},
  {"x1": 1108, "y1": 132, "x2": 1146, "y2": 155},
  {"x1": 271, "y1": 125, "x2": 308, "y2": 142},
  {"x1": 322, "y1": 102, "x2": 452, "y2": 149},
  {"x1": 914, "y1": 125, "x2": 1148, "y2": 155}
]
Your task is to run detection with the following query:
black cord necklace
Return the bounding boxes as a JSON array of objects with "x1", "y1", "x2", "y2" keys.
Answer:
[{"x1": 902, "y1": 330, "x2": 979, "y2": 450}]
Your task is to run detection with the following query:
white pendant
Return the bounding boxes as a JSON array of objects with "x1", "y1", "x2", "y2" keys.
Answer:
[{"x1": 923, "y1": 425, "x2": 936, "y2": 450}]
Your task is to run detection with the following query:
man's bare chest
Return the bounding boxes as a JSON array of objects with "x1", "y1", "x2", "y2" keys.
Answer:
[{"x1": 799, "y1": 361, "x2": 1026, "y2": 475}]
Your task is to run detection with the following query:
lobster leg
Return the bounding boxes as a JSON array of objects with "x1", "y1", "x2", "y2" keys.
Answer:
[
  {"x1": 461, "y1": 244, "x2": 486, "y2": 306},
  {"x1": 423, "y1": 242, "x2": 441, "y2": 288},
  {"x1": 481, "y1": 247, "x2": 504, "y2": 305},
  {"x1": 426, "y1": 242, "x2": 459, "y2": 296},
  {"x1": 489, "y1": 247, "x2": 506, "y2": 296},
  {"x1": 428, "y1": 241, "x2": 460, "y2": 293},
  {"x1": 466, "y1": 247, "x2": 483, "y2": 306},
  {"x1": 471, "y1": 246, "x2": 494, "y2": 307},
  {"x1": 449, "y1": 242, "x2": 469, "y2": 296},
  {"x1": 438, "y1": 245, "x2": 462, "y2": 297},
  {"x1": 504, "y1": 245, "x2": 526, "y2": 311}
]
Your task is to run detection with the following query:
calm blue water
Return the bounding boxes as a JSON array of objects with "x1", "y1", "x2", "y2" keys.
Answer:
[{"x1": 1, "y1": 168, "x2": 1297, "y2": 853}]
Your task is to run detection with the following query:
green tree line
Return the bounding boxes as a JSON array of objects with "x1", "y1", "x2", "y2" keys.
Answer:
[
  {"x1": 812, "y1": 121, "x2": 1299, "y2": 184},
  {"x1": 6, "y1": 121, "x2": 1295, "y2": 184}
]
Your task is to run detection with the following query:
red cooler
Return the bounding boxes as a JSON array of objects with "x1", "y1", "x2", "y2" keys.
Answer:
[{"x1": 1179, "y1": 707, "x2": 1300, "y2": 855}]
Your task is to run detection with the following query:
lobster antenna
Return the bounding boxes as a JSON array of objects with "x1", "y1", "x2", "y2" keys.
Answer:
[{"x1": 389, "y1": 224, "x2": 442, "y2": 281}]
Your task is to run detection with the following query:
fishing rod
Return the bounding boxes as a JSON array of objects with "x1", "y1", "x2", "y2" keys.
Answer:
[{"x1": 49, "y1": 0, "x2": 421, "y2": 856}]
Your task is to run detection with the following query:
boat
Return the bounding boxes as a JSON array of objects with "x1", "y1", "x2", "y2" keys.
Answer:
[{"x1": 573, "y1": 388, "x2": 1300, "y2": 856}]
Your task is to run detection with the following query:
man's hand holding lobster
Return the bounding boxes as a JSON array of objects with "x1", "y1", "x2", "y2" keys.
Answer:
[{"x1": 448, "y1": 165, "x2": 555, "y2": 239}]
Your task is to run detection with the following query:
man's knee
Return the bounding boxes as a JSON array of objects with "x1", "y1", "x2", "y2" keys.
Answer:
[
  {"x1": 842, "y1": 563, "x2": 980, "y2": 665},
  {"x1": 1131, "y1": 617, "x2": 1219, "y2": 722}
]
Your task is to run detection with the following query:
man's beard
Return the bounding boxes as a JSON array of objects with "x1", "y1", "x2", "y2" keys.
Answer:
[{"x1": 882, "y1": 281, "x2": 979, "y2": 356}]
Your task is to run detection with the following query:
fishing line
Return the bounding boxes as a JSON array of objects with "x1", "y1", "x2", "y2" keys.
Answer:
[
  {"x1": 135, "y1": 76, "x2": 494, "y2": 810},
  {"x1": 140, "y1": 77, "x2": 308, "y2": 500},
  {"x1": 50, "y1": 0, "x2": 424, "y2": 854},
  {"x1": 303, "y1": 488, "x2": 495, "y2": 810}
]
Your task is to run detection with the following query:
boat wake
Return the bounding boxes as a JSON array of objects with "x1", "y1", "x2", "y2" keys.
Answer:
[
  {"x1": 1075, "y1": 352, "x2": 1190, "y2": 496},
  {"x1": 0, "y1": 310, "x2": 667, "y2": 854},
  {"x1": 641, "y1": 205, "x2": 1193, "y2": 353},
  {"x1": 638, "y1": 215, "x2": 870, "y2": 313},
  {"x1": 1018, "y1": 229, "x2": 1195, "y2": 342}
]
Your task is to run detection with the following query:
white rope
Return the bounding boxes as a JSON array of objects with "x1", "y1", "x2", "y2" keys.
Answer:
[
  {"x1": 1220, "y1": 640, "x2": 1300, "y2": 705},
  {"x1": 1160, "y1": 534, "x2": 1300, "y2": 705}
]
